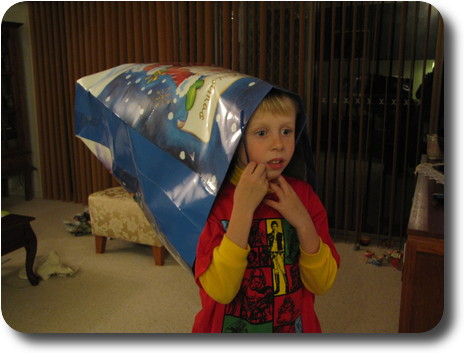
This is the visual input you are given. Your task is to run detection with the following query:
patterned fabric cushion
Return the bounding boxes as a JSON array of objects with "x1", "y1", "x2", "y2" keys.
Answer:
[{"x1": 88, "y1": 187, "x2": 164, "y2": 247}]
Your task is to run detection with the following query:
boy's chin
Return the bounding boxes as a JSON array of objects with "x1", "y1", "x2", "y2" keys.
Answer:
[{"x1": 266, "y1": 171, "x2": 283, "y2": 181}]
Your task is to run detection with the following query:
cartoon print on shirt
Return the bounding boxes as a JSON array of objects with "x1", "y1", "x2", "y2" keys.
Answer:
[
  {"x1": 289, "y1": 263, "x2": 302, "y2": 292},
  {"x1": 275, "y1": 296, "x2": 302, "y2": 333},
  {"x1": 266, "y1": 219, "x2": 288, "y2": 295},
  {"x1": 223, "y1": 318, "x2": 249, "y2": 333},
  {"x1": 241, "y1": 268, "x2": 274, "y2": 323},
  {"x1": 222, "y1": 217, "x2": 303, "y2": 332}
]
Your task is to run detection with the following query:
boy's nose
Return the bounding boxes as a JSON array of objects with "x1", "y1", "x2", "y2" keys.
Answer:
[{"x1": 271, "y1": 134, "x2": 284, "y2": 151}]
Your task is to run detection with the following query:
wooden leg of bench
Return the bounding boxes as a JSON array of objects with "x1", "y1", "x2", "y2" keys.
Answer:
[
  {"x1": 95, "y1": 235, "x2": 107, "y2": 254},
  {"x1": 152, "y1": 245, "x2": 165, "y2": 266}
]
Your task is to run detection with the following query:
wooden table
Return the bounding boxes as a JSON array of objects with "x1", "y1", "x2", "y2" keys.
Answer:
[
  {"x1": 1, "y1": 214, "x2": 40, "y2": 285},
  {"x1": 398, "y1": 167, "x2": 444, "y2": 332}
]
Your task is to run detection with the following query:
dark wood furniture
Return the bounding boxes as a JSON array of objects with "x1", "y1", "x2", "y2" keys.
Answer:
[
  {"x1": 1, "y1": 213, "x2": 40, "y2": 285},
  {"x1": 398, "y1": 168, "x2": 444, "y2": 332},
  {"x1": 1, "y1": 21, "x2": 34, "y2": 200}
]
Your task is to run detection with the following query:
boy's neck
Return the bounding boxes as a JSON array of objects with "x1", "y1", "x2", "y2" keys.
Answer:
[{"x1": 229, "y1": 163, "x2": 244, "y2": 186}]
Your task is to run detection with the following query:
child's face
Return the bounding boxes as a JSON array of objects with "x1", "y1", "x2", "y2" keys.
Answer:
[{"x1": 238, "y1": 110, "x2": 296, "y2": 181}]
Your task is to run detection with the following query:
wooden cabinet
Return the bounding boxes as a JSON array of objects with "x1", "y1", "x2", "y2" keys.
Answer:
[
  {"x1": 399, "y1": 167, "x2": 444, "y2": 332},
  {"x1": 1, "y1": 21, "x2": 34, "y2": 200}
]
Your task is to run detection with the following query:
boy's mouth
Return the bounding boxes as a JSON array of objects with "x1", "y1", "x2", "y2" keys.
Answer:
[{"x1": 267, "y1": 159, "x2": 285, "y2": 170}]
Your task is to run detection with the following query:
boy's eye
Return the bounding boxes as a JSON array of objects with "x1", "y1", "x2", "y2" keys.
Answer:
[
  {"x1": 256, "y1": 130, "x2": 267, "y2": 137},
  {"x1": 282, "y1": 128, "x2": 293, "y2": 135}
]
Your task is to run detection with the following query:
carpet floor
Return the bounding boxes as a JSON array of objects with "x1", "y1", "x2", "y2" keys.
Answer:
[{"x1": 2, "y1": 195, "x2": 402, "y2": 333}]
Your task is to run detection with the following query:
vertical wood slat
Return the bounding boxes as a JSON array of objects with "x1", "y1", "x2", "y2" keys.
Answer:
[
  {"x1": 268, "y1": 3, "x2": 276, "y2": 84},
  {"x1": 429, "y1": 15, "x2": 444, "y2": 134},
  {"x1": 353, "y1": 3, "x2": 371, "y2": 240},
  {"x1": 82, "y1": 3, "x2": 99, "y2": 197},
  {"x1": 323, "y1": 4, "x2": 337, "y2": 208},
  {"x1": 97, "y1": 3, "x2": 111, "y2": 192},
  {"x1": 415, "y1": 4, "x2": 431, "y2": 162},
  {"x1": 63, "y1": 3, "x2": 77, "y2": 199},
  {"x1": 117, "y1": 3, "x2": 126, "y2": 63},
  {"x1": 83, "y1": 3, "x2": 94, "y2": 196},
  {"x1": 29, "y1": 3, "x2": 49, "y2": 198},
  {"x1": 54, "y1": 3, "x2": 72, "y2": 200},
  {"x1": 258, "y1": 2, "x2": 266, "y2": 79},
  {"x1": 375, "y1": 2, "x2": 395, "y2": 237},
  {"x1": 124, "y1": 3, "x2": 135, "y2": 62},
  {"x1": 131, "y1": 2, "x2": 142, "y2": 62},
  {"x1": 357, "y1": 2, "x2": 381, "y2": 239},
  {"x1": 180, "y1": 2, "x2": 188, "y2": 64},
  {"x1": 188, "y1": 2, "x2": 196, "y2": 63},
  {"x1": 204, "y1": 2, "x2": 214, "y2": 64},
  {"x1": 232, "y1": 1, "x2": 240, "y2": 71},
  {"x1": 41, "y1": 5, "x2": 58, "y2": 200},
  {"x1": 32, "y1": 3, "x2": 48, "y2": 199},
  {"x1": 297, "y1": 2, "x2": 306, "y2": 97},
  {"x1": 164, "y1": 2, "x2": 174, "y2": 62},
  {"x1": 391, "y1": 2, "x2": 417, "y2": 246},
  {"x1": 398, "y1": 2, "x2": 420, "y2": 240},
  {"x1": 89, "y1": 3, "x2": 104, "y2": 194},
  {"x1": 250, "y1": 3, "x2": 257, "y2": 77},
  {"x1": 104, "y1": 3, "x2": 117, "y2": 66},
  {"x1": 305, "y1": 2, "x2": 316, "y2": 143},
  {"x1": 156, "y1": 2, "x2": 166, "y2": 62},
  {"x1": 386, "y1": 3, "x2": 408, "y2": 245},
  {"x1": 278, "y1": 2, "x2": 285, "y2": 86},
  {"x1": 81, "y1": 3, "x2": 95, "y2": 201},
  {"x1": 222, "y1": 1, "x2": 231, "y2": 68},
  {"x1": 138, "y1": 2, "x2": 149, "y2": 61},
  {"x1": 239, "y1": 2, "x2": 248, "y2": 73},
  {"x1": 315, "y1": 2, "x2": 325, "y2": 170},
  {"x1": 361, "y1": 2, "x2": 381, "y2": 240},
  {"x1": 171, "y1": 2, "x2": 180, "y2": 62},
  {"x1": 196, "y1": 1, "x2": 205, "y2": 64},
  {"x1": 150, "y1": 1, "x2": 161, "y2": 63},
  {"x1": 343, "y1": 2, "x2": 359, "y2": 239},
  {"x1": 334, "y1": 2, "x2": 348, "y2": 237},
  {"x1": 67, "y1": 2, "x2": 84, "y2": 202},
  {"x1": 288, "y1": 2, "x2": 295, "y2": 90}
]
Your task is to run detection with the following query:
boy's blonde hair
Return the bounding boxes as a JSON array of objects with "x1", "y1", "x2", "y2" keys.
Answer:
[{"x1": 252, "y1": 90, "x2": 298, "y2": 118}]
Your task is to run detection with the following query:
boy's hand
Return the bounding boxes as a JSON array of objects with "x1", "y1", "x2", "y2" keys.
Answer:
[
  {"x1": 264, "y1": 176, "x2": 320, "y2": 254},
  {"x1": 234, "y1": 162, "x2": 269, "y2": 214},
  {"x1": 227, "y1": 162, "x2": 269, "y2": 249},
  {"x1": 264, "y1": 176, "x2": 311, "y2": 231}
]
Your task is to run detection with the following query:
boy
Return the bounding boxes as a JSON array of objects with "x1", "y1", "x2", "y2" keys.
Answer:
[{"x1": 193, "y1": 89, "x2": 340, "y2": 333}]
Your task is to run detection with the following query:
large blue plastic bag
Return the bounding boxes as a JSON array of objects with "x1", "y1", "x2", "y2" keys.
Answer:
[{"x1": 74, "y1": 64, "x2": 315, "y2": 269}]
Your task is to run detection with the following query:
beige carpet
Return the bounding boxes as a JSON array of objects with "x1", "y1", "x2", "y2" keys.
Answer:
[{"x1": 1, "y1": 195, "x2": 402, "y2": 333}]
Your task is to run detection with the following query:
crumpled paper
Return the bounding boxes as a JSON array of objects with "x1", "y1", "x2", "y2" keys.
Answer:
[{"x1": 34, "y1": 251, "x2": 79, "y2": 280}]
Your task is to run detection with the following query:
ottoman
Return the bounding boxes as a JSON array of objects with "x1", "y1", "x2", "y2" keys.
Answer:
[{"x1": 88, "y1": 187, "x2": 166, "y2": 266}]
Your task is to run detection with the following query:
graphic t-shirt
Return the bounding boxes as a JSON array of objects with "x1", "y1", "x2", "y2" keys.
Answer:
[{"x1": 193, "y1": 176, "x2": 340, "y2": 333}]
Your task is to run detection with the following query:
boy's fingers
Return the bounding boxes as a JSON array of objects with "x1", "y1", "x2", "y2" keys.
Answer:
[
  {"x1": 254, "y1": 163, "x2": 267, "y2": 177},
  {"x1": 243, "y1": 161, "x2": 257, "y2": 175},
  {"x1": 263, "y1": 198, "x2": 279, "y2": 210},
  {"x1": 276, "y1": 176, "x2": 292, "y2": 194},
  {"x1": 245, "y1": 162, "x2": 266, "y2": 178},
  {"x1": 269, "y1": 181, "x2": 284, "y2": 198}
]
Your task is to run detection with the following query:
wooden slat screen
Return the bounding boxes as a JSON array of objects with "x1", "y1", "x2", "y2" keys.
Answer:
[{"x1": 29, "y1": 2, "x2": 443, "y2": 244}]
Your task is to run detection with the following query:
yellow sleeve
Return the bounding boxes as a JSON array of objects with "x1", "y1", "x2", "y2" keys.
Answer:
[
  {"x1": 199, "y1": 234, "x2": 250, "y2": 304},
  {"x1": 299, "y1": 238, "x2": 338, "y2": 295}
]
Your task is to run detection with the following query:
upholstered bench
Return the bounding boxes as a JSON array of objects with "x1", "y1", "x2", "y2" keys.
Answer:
[{"x1": 88, "y1": 187, "x2": 166, "y2": 266}]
